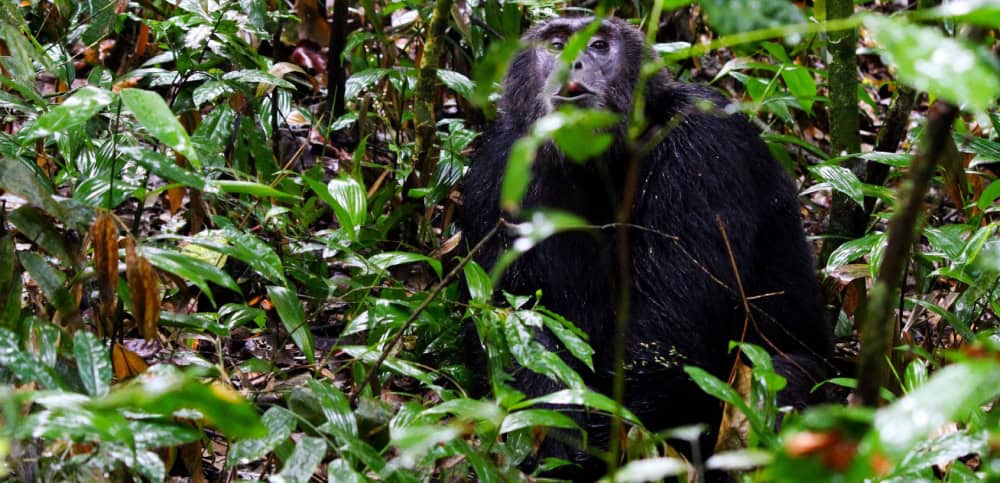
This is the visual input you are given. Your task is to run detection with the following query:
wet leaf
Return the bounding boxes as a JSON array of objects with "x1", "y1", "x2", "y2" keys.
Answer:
[
  {"x1": 120, "y1": 88, "x2": 202, "y2": 167},
  {"x1": 267, "y1": 285, "x2": 315, "y2": 364},
  {"x1": 73, "y1": 331, "x2": 111, "y2": 397}
]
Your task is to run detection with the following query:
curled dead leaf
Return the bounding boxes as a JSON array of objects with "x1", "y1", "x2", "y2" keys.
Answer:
[
  {"x1": 111, "y1": 342, "x2": 149, "y2": 380},
  {"x1": 91, "y1": 212, "x2": 119, "y2": 336},
  {"x1": 124, "y1": 237, "x2": 161, "y2": 340}
]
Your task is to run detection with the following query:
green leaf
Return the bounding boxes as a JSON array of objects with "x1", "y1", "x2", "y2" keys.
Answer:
[
  {"x1": 327, "y1": 177, "x2": 367, "y2": 241},
  {"x1": 227, "y1": 406, "x2": 296, "y2": 466},
  {"x1": 515, "y1": 388, "x2": 642, "y2": 425},
  {"x1": 705, "y1": 449, "x2": 773, "y2": 471},
  {"x1": 437, "y1": 70, "x2": 474, "y2": 101},
  {"x1": 927, "y1": 0, "x2": 1000, "y2": 28},
  {"x1": 598, "y1": 458, "x2": 689, "y2": 482},
  {"x1": 8, "y1": 206, "x2": 74, "y2": 267},
  {"x1": 307, "y1": 379, "x2": 358, "y2": 437},
  {"x1": 684, "y1": 366, "x2": 776, "y2": 447},
  {"x1": 539, "y1": 310, "x2": 593, "y2": 370},
  {"x1": 120, "y1": 88, "x2": 202, "y2": 167},
  {"x1": 279, "y1": 436, "x2": 327, "y2": 483},
  {"x1": 211, "y1": 180, "x2": 300, "y2": 201},
  {"x1": 500, "y1": 136, "x2": 540, "y2": 213},
  {"x1": 123, "y1": 147, "x2": 206, "y2": 190},
  {"x1": 0, "y1": 159, "x2": 66, "y2": 221},
  {"x1": 978, "y1": 179, "x2": 1000, "y2": 211},
  {"x1": 367, "y1": 251, "x2": 442, "y2": 279},
  {"x1": 19, "y1": 86, "x2": 113, "y2": 140},
  {"x1": 267, "y1": 285, "x2": 315, "y2": 364},
  {"x1": 327, "y1": 459, "x2": 364, "y2": 483},
  {"x1": 463, "y1": 261, "x2": 492, "y2": 305},
  {"x1": 19, "y1": 251, "x2": 76, "y2": 317},
  {"x1": 181, "y1": 229, "x2": 286, "y2": 284},
  {"x1": 780, "y1": 65, "x2": 816, "y2": 112},
  {"x1": 874, "y1": 359, "x2": 1000, "y2": 458},
  {"x1": 0, "y1": 328, "x2": 66, "y2": 389},
  {"x1": 826, "y1": 232, "x2": 885, "y2": 269},
  {"x1": 90, "y1": 365, "x2": 265, "y2": 440},
  {"x1": 499, "y1": 408, "x2": 579, "y2": 434},
  {"x1": 864, "y1": 16, "x2": 1000, "y2": 112},
  {"x1": 809, "y1": 165, "x2": 864, "y2": 207},
  {"x1": 345, "y1": 68, "x2": 390, "y2": 101},
  {"x1": 505, "y1": 311, "x2": 585, "y2": 389},
  {"x1": 73, "y1": 331, "x2": 111, "y2": 397},
  {"x1": 141, "y1": 246, "x2": 241, "y2": 306},
  {"x1": 700, "y1": 0, "x2": 805, "y2": 35}
]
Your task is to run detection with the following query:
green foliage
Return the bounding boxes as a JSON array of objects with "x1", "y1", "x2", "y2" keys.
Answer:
[{"x1": 0, "y1": 0, "x2": 997, "y2": 480}]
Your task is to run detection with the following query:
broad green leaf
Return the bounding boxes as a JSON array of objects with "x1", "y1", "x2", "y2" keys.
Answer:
[
  {"x1": 120, "y1": 88, "x2": 202, "y2": 167},
  {"x1": 91, "y1": 365, "x2": 265, "y2": 440},
  {"x1": 392, "y1": 424, "x2": 464, "y2": 464},
  {"x1": 424, "y1": 399, "x2": 505, "y2": 427},
  {"x1": 267, "y1": 285, "x2": 315, "y2": 364},
  {"x1": 499, "y1": 408, "x2": 579, "y2": 434},
  {"x1": 700, "y1": 0, "x2": 805, "y2": 35},
  {"x1": 211, "y1": 180, "x2": 299, "y2": 201},
  {"x1": 809, "y1": 165, "x2": 864, "y2": 207},
  {"x1": 927, "y1": 0, "x2": 1000, "y2": 27},
  {"x1": 779, "y1": 65, "x2": 816, "y2": 112},
  {"x1": 598, "y1": 458, "x2": 688, "y2": 482},
  {"x1": 73, "y1": 331, "x2": 111, "y2": 397},
  {"x1": 865, "y1": 16, "x2": 1000, "y2": 112},
  {"x1": 505, "y1": 311, "x2": 585, "y2": 390},
  {"x1": 327, "y1": 177, "x2": 367, "y2": 241},
  {"x1": 19, "y1": 251, "x2": 76, "y2": 317},
  {"x1": 539, "y1": 309, "x2": 593, "y2": 369},
  {"x1": 8, "y1": 206, "x2": 74, "y2": 267},
  {"x1": 515, "y1": 388, "x2": 641, "y2": 425},
  {"x1": 0, "y1": 328, "x2": 66, "y2": 389},
  {"x1": 192, "y1": 80, "x2": 234, "y2": 107},
  {"x1": 19, "y1": 86, "x2": 113, "y2": 140},
  {"x1": 0, "y1": 159, "x2": 66, "y2": 221},
  {"x1": 368, "y1": 251, "x2": 442, "y2": 279},
  {"x1": 978, "y1": 179, "x2": 1000, "y2": 211},
  {"x1": 895, "y1": 430, "x2": 987, "y2": 477},
  {"x1": 306, "y1": 379, "x2": 357, "y2": 437},
  {"x1": 685, "y1": 366, "x2": 776, "y2": 447},
  {"x1": 222, "y1": 69, "x2": 295, "y2": 89},
  {"x1": 124, "y1": 147, "x2": 205, "y2": 189},
  {"x1": 141, "y1": 246, "x2": 241, "y2": 306},
  {"x1": 279, "y1": 437, "x2": 326, "y2": 483},
  {"x1": 463, "y1": 261, "x2": 492, "y2": 305},
  {"x1": 874, "y1": 360, "x2": 1000, "y2": 458},
  {"x1": 181, "y1": 229, "x2": 286, "y2": 284},
  {"x1": 826, "y1": 232, "x2": 885, "y2": 269},
  {"x1": 705, "y1": 449, "x2": 773, "y2": 470},
  {"x1": 345, "y1": 68, "x2": 390, "y2": 100},
  {"x1": 437, "y1": 70, "x2": 474, "y2": 101},
  {"x1": 327, "y1": 459, "x2": 364, "y2": 483},
  {"x1": 227, "y1": 406, "x2": 296, "y2": 466},
  {"x1": 130, "y1": 420, "x2": 203, "y2": 448},
  {"x1": 501, "y1": 136, "x2": 540, "y2": 213}
]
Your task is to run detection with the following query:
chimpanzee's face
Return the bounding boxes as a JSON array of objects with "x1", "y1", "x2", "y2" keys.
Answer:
[{"x1": 525, "y1": 18, "x2": 635, "y2": 113}]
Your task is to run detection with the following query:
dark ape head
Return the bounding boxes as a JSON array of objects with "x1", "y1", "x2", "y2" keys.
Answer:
[{"x1": 498, "y1": 17, "x2": 653, "y2": 129}]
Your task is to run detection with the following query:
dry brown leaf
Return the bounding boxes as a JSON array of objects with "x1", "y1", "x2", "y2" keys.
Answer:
[
  {"x1": 180, "y1": 440, "x2": 206, "y2": 483},
  {"x1": 715, "y1": 360, "x2": 752, "y2": 452},
  {"x1": 124, "y1": 237, "x2": 161, "y2": 340},
  {"x1": 111, "y1": 342, "x2": 149, "y2": 380},
  {"x1": 91, "y1": 212, "x2": 119, "y2": 337}
]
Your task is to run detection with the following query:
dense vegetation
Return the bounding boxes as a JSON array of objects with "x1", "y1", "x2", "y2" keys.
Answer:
[{"x1": 0, "y1": 0, "x2": 998, "y2": 481}]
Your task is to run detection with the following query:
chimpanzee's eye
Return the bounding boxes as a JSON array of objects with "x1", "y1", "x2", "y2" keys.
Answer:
[
  {"x1": 550, "y1": 39, "x2": 565, "y2": 51},
  {"x1": 591, "y1": 39, "x2": 609, "y2": 50}
]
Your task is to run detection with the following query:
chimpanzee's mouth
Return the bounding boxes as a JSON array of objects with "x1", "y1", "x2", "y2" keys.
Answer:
[{"x1": 552, "y1": 93, "x2": 594, "y2": 105}]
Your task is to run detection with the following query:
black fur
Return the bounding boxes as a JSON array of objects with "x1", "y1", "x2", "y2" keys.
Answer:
[{"x1": 461, "y1": 16, "x2": 832, "y2": 477}]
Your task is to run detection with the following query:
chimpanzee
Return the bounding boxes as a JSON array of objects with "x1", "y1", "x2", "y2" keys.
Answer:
[{"x1": 461, "y1": 16, "x2": 832, "y2": 477}]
